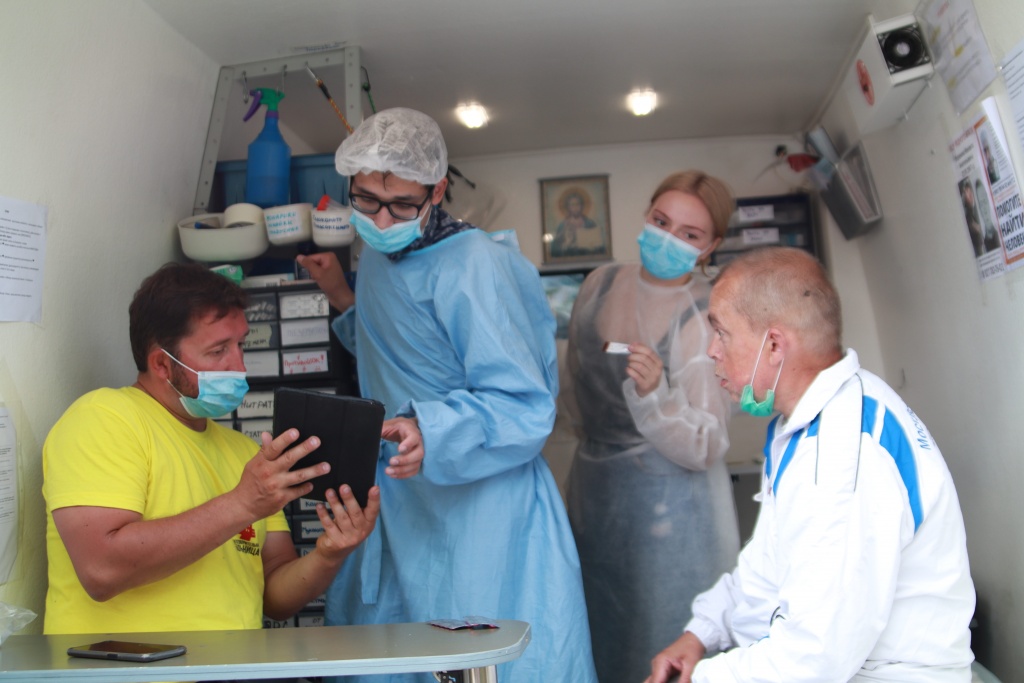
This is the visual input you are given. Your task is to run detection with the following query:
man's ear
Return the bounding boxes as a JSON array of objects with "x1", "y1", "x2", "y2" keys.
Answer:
[
  {"x1": 765, "y1": 328, "x2": 788, "y2": 364},
  {"x1": 147, "y1": 347, "x2": 174, "y2": 381},
  {"x1": 431, "y1": 177, "x2": 449, "y2": 206}
]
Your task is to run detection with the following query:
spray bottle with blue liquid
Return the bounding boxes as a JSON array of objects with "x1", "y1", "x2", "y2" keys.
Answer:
[{"x1": 244, "y1": 87, "x2": 291, "y2": 208}]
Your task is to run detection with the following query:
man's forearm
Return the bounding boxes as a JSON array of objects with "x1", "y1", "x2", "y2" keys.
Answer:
[
  {"x1": 261, "y1": 541, "x2": 350, "y2": 620},
  {"x1": 55, "y1": 491, "x2": 256, "y2": 602}
]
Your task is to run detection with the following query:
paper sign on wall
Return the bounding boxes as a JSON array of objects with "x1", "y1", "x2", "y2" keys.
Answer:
[
  {"x1": 0, "y1": 196, "x2": 46, "y2": 323},
  {"x1": 948, "y1": 98, "x2": 1024, "y2": 281},
  {"x1": 0, "y1": 409, "x2": 18, "y2": 583},
  {"x1": 918, "y1": 0, "x2": 998, "y2": 114}
]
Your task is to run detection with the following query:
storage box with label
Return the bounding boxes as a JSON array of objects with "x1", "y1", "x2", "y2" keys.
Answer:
[
  {"x1": 282, "y1": 347, "x2": 331, "y2": 377},
  {"x1": 291, "y1": 514, "x2": 326, "y2": 544},
  {"x1": 245, "y1": 292, "x2": 279, "y2": 322},
  {"x1": 243, "y1": 322, "x2": 280, "y2": 350}
]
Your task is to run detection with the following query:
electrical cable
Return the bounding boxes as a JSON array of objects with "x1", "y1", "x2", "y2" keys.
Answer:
[{"x1": 361, "y1": 66, "x2": 377, "y2": 114}]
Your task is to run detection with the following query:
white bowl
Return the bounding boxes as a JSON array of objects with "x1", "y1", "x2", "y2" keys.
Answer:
[
  {"x1": 264, "y1": 203, "x2": 313, "y2": 245},
  {"x1": 312, "y1": 206, "x2": 355, "y2": 247},
  {"x1": 177, "y1": 212, "x2": 269, "y2": 263}
]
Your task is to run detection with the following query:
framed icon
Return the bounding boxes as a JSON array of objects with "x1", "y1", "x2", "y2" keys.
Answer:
[{"x1": 539, "y1": 174, "x2": 612, "y2": 265}]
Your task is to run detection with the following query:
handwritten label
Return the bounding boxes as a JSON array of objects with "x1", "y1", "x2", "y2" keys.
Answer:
[
  {"x1": 245, "y1": 350, "x2": 280, "y2": 377},
  {"x1": 299, "y1": 519, "x2": 325, "y2": 540},
  {"x1": 262, "y1": 617, "x2": 295, "y2": 629},
  {"x1": 281, "y1": 318, "x2": 330, "y2": 346},
  {"x1": 293, "y1": 498, "x2": 321, "y2": 512},
  {"x1": 238, "y1": 418, "x2": 273, "y2": 443},
  {"x1": 245, "y1": 293, "x2": 278, "y2": 322},
  {"x1": 741, "y1": 227, "x2": 780, "y2": 245},
  {"x1": 737, "y1": 204, "x2": 775, "y2": 223},
  {"x1": 237, "y1": 390, "x2": 275, "y2": 418},
  {"x1": 266, "y1": 210, "x2": 302, "y2": 238},
  {"x1": 243, "y1": 322, "x2": 279, "y2": 350},
  {"x1": 282, "y1": 348, "x2": 329, "y2": 375},
  {"x1": 280, "y1": 291, "x2": 329, "y2": 319},
  {"x1": 297, "y1": 614, "x2": 325, "y2": 627},
  {"x1": 313, "y1": 213, "x2": 351, "y2": 230}
]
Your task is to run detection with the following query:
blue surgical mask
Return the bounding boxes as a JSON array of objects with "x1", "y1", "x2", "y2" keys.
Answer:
[
  {"x1": 352, "y1": 206, "x2": 428, "y2": 254},
  {"x1": 162, "y1": 350, "x2": 248, "y2": 418},
  {"x1": 739, "y1": 331, "x2": 784, "y2": 417},
  {"x1": 637, "y1": 223, "x2": 703, "y2": 280}
]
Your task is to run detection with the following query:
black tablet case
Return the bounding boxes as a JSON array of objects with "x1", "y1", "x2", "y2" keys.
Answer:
[{"x1": 272, "y1": 388, "x2": 385, "y2": 506}]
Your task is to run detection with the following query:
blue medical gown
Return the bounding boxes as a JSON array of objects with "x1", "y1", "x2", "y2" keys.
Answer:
[{"x1": 326, "y1": 229, "x2": 598, "y2": 683}]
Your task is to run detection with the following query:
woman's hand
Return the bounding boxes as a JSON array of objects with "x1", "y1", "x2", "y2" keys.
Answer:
[{"x1": 626, "y1": 343, "x2": 664, "y2": 398}]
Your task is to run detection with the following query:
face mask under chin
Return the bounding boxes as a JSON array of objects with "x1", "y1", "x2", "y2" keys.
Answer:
[{"x1": 739, "y1": 331, "x2": 784, "y2": 417}]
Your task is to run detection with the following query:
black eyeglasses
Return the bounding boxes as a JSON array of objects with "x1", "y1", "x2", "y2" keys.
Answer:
[{"x1": 349, "y1": 187, "x2": 434, "y2": 221}]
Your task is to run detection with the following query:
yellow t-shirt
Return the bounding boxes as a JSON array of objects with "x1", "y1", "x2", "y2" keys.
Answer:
[{"x1": 42, "y1": 387, "x2": 289, "y2": 634}]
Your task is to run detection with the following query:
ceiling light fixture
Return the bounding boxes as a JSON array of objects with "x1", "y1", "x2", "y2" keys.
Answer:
[
  {"x1": 627, "y1": 89, "x2": 658, "y2": 116},
  {"x1": 455, "y1": 103, "x2": 489, "y2": 129}
]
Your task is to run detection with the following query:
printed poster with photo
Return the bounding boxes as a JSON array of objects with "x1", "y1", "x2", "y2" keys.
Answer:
[{"x1": 949, "y1": 98, "x2": 1024, "y2": 280}]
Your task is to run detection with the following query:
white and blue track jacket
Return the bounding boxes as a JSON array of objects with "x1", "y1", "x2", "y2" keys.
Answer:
[{"x1": 685, "y1": 350, "x2": 976, "y2": 682}]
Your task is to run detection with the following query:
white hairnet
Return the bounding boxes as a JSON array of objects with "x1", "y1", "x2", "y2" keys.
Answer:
[{"x1": 335, "y1": 108, "x2": 448, "y2": 185}]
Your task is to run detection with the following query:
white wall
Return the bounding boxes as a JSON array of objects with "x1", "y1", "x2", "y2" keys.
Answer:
[
  {"x1": 0, "y1": 0, "x2": 218, "y2": 628},
  {"x1": 812, "y1": 0, "x2": 1024, "y2": 678}
]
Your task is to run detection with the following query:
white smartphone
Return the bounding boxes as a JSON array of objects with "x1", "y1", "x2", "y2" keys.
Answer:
[{"x1": 67, "y1": 640, "x2": 187, "y2": 663}]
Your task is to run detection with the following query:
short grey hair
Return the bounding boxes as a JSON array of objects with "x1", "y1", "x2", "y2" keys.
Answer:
[{"x1": 716, "y1": 247, "x2": 842, "y2": 357}]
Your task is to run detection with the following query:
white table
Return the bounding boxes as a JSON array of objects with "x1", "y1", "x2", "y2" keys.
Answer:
[{"x1": 0, "y1": 620, "x2": 530, "y2": 682}]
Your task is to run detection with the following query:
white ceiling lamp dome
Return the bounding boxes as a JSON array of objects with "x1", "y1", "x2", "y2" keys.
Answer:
[
  {"x1": 627, "y1": 89, "x2": 658, "y2": 116},
  {"x1": 455, "y1": 103, "x2": 489, "y2": 128}
]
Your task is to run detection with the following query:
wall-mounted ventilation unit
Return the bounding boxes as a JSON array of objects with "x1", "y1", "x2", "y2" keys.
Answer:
[{"x1": 844, "y1": 14, "x2": 933, "y2": 136}]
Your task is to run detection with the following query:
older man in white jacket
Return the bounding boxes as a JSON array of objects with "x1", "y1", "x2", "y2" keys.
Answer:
[{"x1": 647, "y1": 247, "x2": 975, "y2": 683}]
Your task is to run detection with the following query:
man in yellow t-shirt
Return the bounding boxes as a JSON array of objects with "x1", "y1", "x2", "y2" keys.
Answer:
[{"x1": 42, "y1": 263, "x2": 424, "y2": 635}]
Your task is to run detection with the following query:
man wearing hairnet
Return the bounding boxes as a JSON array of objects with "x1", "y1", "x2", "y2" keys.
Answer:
[{"x1": 298, "y1": 108, "x2": 598, "y2": 683}]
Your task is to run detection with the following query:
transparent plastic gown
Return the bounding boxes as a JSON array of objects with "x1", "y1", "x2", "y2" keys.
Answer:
[{"x1": 564, "y1": 263, "x2": 740, "y2": 683}]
